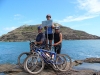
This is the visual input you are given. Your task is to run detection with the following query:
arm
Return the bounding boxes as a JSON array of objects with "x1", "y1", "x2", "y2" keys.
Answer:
[
  {"x1": 53, "y1": 33, "x2": 62, "y2": 45},
  {"x1": 52, "y1": 24, "x2": 55, "y2": 29},
  {"x1": 35, "y1": 41, "x2": 43, "y2": 45}
]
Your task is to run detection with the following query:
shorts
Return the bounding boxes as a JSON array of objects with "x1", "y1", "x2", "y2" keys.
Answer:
[
  {"x1": 45, "y1": 34, "x2": 53, "y2": 40},
  {"x1": 54, "y1": 44, "x2": 62, "y2": 54}
]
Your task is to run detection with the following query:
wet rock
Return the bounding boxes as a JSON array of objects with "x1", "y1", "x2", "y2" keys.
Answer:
[
  {"x1": 56, "y1": 69, "x2": 96, "y2": 75},
  {"x1": 84, "y1": 58, "x2": 100, "y2": 63},
  {"x1": 6, "y1": 72, "x2": 29, "y2": 75},
  {"x1": 74, "y1": 60, "x2": 83, "y2": 66},
  {"x1": 0, "y1": 64, "x2": 56, "y2": 75},
  {"x1": 0, "y1": 58, "x2": 100, "y2": 75},
  {"x1": 0, "y1": 64, "x2": 22, "y2": 73}
]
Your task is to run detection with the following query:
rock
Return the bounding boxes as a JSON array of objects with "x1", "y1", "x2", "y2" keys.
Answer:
[
  {"x1": 0, "y1": 58, "x2": 100, "y2": 75},
  {"x1": 71, "y1": 60, "x2": 83, "y2": 67},
  {"x1": 84, "y1": 58, "x2": 100, "y2": 63},
  {"x1": 0, "y1": 64, "x2": 22, "y2": 73},
  {"x1": 55, "y1": 69, "x2": 96, "y2": 75},
  {"x1": 0, "y1": 64, "x2": 56, "y2": 75},
  {"x1": 74, "y1": 60, "x2": 83, "y2": 66},
  {"x1": 6, "y1": 72, "x2": 29, "y2": 75}
]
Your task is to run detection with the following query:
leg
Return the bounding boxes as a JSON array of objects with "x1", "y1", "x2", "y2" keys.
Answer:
[
  {"x1": 55, "y1": 44, "x2": 61, "y2": 54},
  {"x1": 49, "y1": 40, "x2": 52, "y2": 45},
  {"x1": 45, "y1": 34, "x2": 49, "y2": 49},
  {"x1": 57, "y1": 45, "x2": 61, "y2": 54},
  {"x1": 48, "y1": 34, "x2": 53, "y2": 49},
  {"x1": 46, "y1": 39, "x2": 48, "y2": 44},
  {"x1": 49, "y1": 40, "x2": 52, "y2": 49},
  {"x1": 54, "y1": 46, "x2": 57, "y2": 53},
  {"x1": 45, "y1": 34, "x2": 48, "y2": 44}
]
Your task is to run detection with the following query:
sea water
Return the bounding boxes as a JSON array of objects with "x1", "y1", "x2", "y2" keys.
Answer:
[{"x1": 0, "y1": 40, "x2": 100, "y2": 64}]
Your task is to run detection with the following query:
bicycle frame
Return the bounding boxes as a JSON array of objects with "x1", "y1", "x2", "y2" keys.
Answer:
[
  {"x1": 34, "y1": 47, "x2": 57, "y2": 65},
  {"x1": 30, "y1": 42, "x2": 64, "y2": 66}
]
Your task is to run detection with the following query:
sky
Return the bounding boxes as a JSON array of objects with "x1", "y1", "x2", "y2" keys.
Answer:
[{"x1": 0, "y1": 0, "x2": 100, "y2": 36}]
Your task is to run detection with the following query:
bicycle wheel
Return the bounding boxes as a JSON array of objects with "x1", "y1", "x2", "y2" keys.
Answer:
[
  {"x1": 51, "y1": 63, "x2": 59, "y2": 71},
  {"x1": 17, "y1": 52, "x2": 30, "y2": 68},
  {"x1": 56, "y1": 54, "x2": 72, "y2": 72},
  {"x1": 24, "y1": 54, "x2": 44, "y2": 74}
]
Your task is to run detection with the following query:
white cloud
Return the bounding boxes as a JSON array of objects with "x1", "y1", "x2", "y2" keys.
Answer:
[
  {"x1": 3, "y1": 27, "x2": 17, "y2": 31},
  {"x1": 77, "y1": 0, "x2": 100, "y2": 14},
  {"x1": 14, "y1": 14, "x2": 21, "y2": 17},
  {"x1": 14, "y1": 14, "x2": 24, "y2": 20},
  {"x1": 55, "y1": 14, "x2": 98, "y2": 23},
  {"x1": 20, "y1": 20, "x2": 34, "y2": 24},
  {"x1": 23, "y1": 20, "x2": 34, "y2": 23},
  {"x1": 55, "y1": 0, "x2": 100, "y2": 23},
  {"x1": 71, "y1": 23, "x2": 91, "y2": 28}
]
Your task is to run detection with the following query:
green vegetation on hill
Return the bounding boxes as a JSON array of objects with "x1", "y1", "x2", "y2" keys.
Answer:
[{"x1": 0, "y1": 23, "x2": 99, "y2": 42}]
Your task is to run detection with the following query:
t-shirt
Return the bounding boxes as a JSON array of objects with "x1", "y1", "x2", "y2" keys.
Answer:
[
  {"x1": 45, "y1": 26, "x2": 53, "y2": 34},
  {"x1": 36, "y1": 33, "x2": 46, "y2": 46},
  {"x1": 54, "y1": 32, "x2": 60, "y2": 43}
]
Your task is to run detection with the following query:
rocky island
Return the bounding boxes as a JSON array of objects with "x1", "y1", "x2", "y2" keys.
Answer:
[{"x1": 0, "y1": 23, "x2": 100, "y2": 42}]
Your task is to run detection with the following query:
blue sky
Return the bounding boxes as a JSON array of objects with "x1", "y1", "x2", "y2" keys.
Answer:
[{"x1": 0, "y1": 0, "x2": 100, "y2": 36}]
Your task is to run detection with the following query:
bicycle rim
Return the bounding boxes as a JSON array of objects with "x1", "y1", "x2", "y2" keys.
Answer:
[
  {"x1": 56, "y1": 54, "x2": 72, "y2": 71},
  {"x1": 24, "y1": 54, "x2": 44, "y2": 74},
  {"x1": 17, "y1": 52, "x2": 30, "y2": 68}
]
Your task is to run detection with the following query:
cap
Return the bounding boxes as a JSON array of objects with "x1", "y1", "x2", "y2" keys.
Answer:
[
  {"x1": 37, "y1": 26, "x2": 43, "y2": 30},
  {"x1": 46, "y1": 14, "x2": 51, "y2": 18}
]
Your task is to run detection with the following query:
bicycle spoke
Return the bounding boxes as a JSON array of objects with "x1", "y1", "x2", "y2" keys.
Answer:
[
  {"x1": 24, "y1": 55, "x2": 44, "y2": 74},
  {"x1": 56, "y1": 54, "x2": 72, "y2": 72}
]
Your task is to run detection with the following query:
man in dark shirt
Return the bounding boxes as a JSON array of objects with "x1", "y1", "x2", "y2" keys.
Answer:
[{"x1": 34, "y1": 26, "x2": 45, "y2": 48}]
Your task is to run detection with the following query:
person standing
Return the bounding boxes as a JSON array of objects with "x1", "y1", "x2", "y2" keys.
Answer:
[
  {"x1": 53, "y1": 26, "x2": 62, "y2": 54},
  {"x1": 44, "y1": 14, "x2": 54, "y2": 48}
]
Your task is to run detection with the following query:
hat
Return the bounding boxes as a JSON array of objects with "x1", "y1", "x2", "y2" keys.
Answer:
[
  {"x1": 37, "y1": 26, "x2": 43, "y2": 30},
  {"x1": 46, "y1": 14, "x2": 51, "y2": 18}
]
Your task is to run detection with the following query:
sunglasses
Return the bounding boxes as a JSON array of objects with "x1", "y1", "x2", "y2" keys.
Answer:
[{"x1": 46, "y1": 16, "x2": 51, "y2": 18}]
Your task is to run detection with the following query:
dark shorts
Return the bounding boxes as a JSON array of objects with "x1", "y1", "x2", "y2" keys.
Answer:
[
  {"x1": 45, "y1": 34, "x2": 53, "y2": 40},
  {"x1": 54, "y1": 44, "x2": 62, "y2": 54}
]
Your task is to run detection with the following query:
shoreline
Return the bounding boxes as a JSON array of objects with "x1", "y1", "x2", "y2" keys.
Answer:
[
  {"x1": 0, "y1": 39, "x2": 100, "y2": 42},
  {"x1": 0, "y1": 58, "x2": 100, "y2": 75}
]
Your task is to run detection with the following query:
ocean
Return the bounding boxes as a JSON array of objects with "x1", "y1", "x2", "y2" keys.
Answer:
[{"x1": 0, "y1": 40, "x2": 100, "y2": 64}]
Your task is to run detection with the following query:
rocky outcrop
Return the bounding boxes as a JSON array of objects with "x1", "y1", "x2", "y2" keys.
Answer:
[
  {"x1": 0, "y1": 64, "x2": 56, "y2": 75},
  {"x1": 0, "y1": 63, "x2": 99, "y2": 75},
  {"x1": 84, "y1": 58, "x2": 100, "y2": 63},
  {"x1": 1, "y1": 58, "x2": 100, "y2": 75},
  {"x1": 0, "y1": 23, "x2": 99, "y2": 42}
]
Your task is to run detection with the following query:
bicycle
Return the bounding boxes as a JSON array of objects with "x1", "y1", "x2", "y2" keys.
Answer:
[
  {"x1": 17, "y1": 40, "x2": 50, "y2": 68},
  {"x1": 24, "y1": 44, "x2": 72, "y2": 74},
  {"x1": 17, "y1": 41, "x2": 40, "y2": 68}
]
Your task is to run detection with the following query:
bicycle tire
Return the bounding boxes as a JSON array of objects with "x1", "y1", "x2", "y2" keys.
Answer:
[
  {"x1": 17, "y1": 52, "x2": 30, "y2": 68},
  {"x1": 56, "y1": 54, "x2": 72, "y2": 72},
  {"x1": 24, "y1": 54, "x2": 44, "y2": 74}
]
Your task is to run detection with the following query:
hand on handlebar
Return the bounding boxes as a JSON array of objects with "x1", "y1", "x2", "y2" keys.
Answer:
[
  {"x1": 52, "y1": 43, "x2": 58, "y2": 46},
  {"x1": 34, "y1": 42, "x2": 37, "y2": 45}
]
